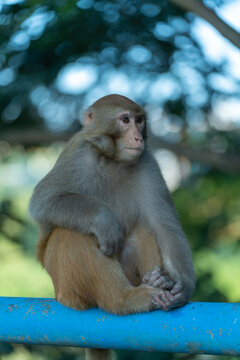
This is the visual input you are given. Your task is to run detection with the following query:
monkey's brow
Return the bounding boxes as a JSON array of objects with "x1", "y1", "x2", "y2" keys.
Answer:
[{"x1": 119, "y1": 111, "x2": 145, "y2": 117}]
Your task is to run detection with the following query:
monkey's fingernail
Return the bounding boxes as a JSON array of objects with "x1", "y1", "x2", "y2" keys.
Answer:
[
  {"x1": 153, "y1": 279, "x2": 163, "y2": 287},
  {"x1": 170, "y1": 284, "x2": 183, "y2": 295},
  {"x1": 166, "y1": 292, "x2": 174, "y2": 303},
  {"x1": 152, "y1": 295, "x2": 166, "y2": 309}
]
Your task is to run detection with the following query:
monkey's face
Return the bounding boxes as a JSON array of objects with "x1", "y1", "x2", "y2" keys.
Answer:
[
  {"x1": 114, "y1": 111, "x2": 145, "y2": 162},
  {"x1": 84, "y1": 95, "x2": 146, "y2": 162}
]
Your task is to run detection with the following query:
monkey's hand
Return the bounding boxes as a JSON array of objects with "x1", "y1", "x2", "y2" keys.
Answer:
[
  {"x1": 142, "y1": 266, "x2": 188, "y2": 311},
  {"x1": 151, "y1": 281, "x2": 188, "y2": 311},
  {"x1": 92, "y1": 208, "x2": 124, "y2": 256},
  {"x1": 142, "y1": 266, "x2": 174, "y2": 290}
]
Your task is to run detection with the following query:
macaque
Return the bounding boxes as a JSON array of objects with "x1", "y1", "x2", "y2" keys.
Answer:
[{"x1": 29, "y1": 94, "x2": 195, "y2": 360}]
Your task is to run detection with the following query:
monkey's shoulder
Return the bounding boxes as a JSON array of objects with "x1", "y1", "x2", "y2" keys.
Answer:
[{"x1": 55, "y1": 135, "x2": 95, "y2": 167}]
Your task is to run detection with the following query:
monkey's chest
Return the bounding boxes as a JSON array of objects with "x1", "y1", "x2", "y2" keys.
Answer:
[
  {"x1": 108, "y1": 190, "x2": 139, "y2": 233},
  {"x1": 85, "y1": 175, "x2": 138, "y2": 231}
]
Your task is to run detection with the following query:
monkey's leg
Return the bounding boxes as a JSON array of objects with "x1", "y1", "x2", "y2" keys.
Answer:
[
  {"x1": 43, "y1": 228, "x2": 159, "y2": 315},
  {"x1": 43, "y1": 228, "x2": 167, "y2": 360},
  {"x1": 120, "y1": 226, "x2": 175, "y2": 310},
  {"x1": 120, "y1": 226, "x2": 163, "y2": 285}
]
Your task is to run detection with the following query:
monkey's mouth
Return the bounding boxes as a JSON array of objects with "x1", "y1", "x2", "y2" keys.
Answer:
[{"x1": 125, "y1": 147, "x2": 143, "y2": 152}]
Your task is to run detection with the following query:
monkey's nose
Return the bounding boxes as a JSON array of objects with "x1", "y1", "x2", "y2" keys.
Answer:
[{"x1": 135, "y1": 137, "x2": 143, "y2": 142}]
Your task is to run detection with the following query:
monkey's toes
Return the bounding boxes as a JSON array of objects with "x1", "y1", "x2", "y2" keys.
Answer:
[
  {"x1": 152, "y1": 293, "x2": 168, "y2": 310},
  {"x1": 153, "y1": 283, "x2": 188, "y2": 311},
  {"x1": 152, "y1": 290, "x2": 174, "y2": 311}
]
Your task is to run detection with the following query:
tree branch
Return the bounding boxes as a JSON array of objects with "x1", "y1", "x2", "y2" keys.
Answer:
[
  {"x1": 0, "y1": 129, "x2": 72, "y2": 144},
  {"x1": 150, "y1": 135, "x2": 240, "y2": 174},
  {"x1": 168, "y1": 0, "x2": 240, "y2": 50},
  {"x1": 1, "y1": 129, "x2": 240, "y2": 173}
]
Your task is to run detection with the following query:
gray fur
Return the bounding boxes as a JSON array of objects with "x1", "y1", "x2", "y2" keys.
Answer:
[{"x1": 30, "y1": 105, "x2": 195, "y2": 303}]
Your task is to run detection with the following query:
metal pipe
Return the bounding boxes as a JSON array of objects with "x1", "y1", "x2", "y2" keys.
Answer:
[{"x1": 0, "y1": 297, "x2": 239, "y2": 355}]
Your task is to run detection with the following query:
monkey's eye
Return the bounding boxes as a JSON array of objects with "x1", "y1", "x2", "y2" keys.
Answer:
[
  {"x1": 136, "y1": 115, "x2": 145, "y2": 124},
  {"x1": 121, "y1": 115, "x2": 130, "y2": 124}
]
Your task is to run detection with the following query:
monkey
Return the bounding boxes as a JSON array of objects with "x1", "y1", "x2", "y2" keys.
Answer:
[{"x1": 29, "y1": 94, "x2": 195, "y2": 360}]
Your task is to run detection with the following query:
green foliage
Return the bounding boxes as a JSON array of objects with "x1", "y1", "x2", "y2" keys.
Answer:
[
  {"x1": 0, "y1": 235, "x2": 54, "y2": 297},
  {"x1": 0, "y1": 148, "x2": 239, "y2": 358},
  {"x1": 174, "y1": 173, "x2": 240, "y2": 302},
  {"x1": 0, "y1": 0, "x2": 240, "y2": 359},
  {"x1": 1, "y1": 0, "x2": 236, "y2": 144}
]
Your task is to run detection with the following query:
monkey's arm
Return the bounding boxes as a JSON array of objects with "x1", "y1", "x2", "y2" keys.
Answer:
[
  {"x1": 153, "y1": 221, "x2": 195, "y2": 308},
  {"x1": 148, "y1": 215, "x2": 195, "y2": 309},
  {"x1": 142, "y1": 155, "x2": 195, "y2": 308},
  {"x1": 29, "y1": 192, "x2": 123, "y2": 255}
]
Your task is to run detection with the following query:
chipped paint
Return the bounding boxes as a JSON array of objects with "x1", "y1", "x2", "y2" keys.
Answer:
[
  {"x1": 25, "y1": 305, "x2": 34, "y2": 317},
  {"x1": 42, "y1": 303, "x2": 51, "y2": 316},
  {"x1": 8, "y1": 304, "x2": 18, "y2": 312},
  {"x1": 0, "y1": 298, "x2": 240, "y2": 355},
  {"x1": 186, "y1": 342, "x2": 204, "y2": 354},
  {"x1": 232, "y1": 304, "x2": 240, "y2": 312},
  {"x1": 44, "y1": 335, "x2": 50, "y2": 342},
  {"x1": 222, "y1": 348, "x2": 238, "y2": 356},
  {"x1": 206, "y1": 330, "x2": 214, "y2": 339}
]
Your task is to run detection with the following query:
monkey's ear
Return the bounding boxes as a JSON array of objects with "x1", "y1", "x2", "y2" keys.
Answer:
[{"x1": 83, "y1": 110, "x2": 94, "y2": 126}]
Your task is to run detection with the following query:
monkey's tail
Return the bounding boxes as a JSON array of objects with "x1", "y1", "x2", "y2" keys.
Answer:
[
  {"x1": 85, "y1": 349, "x2": 114, "y2": 360},
  {"x1": 36, "y1": 224, "x2": 53, "y2": 265}
]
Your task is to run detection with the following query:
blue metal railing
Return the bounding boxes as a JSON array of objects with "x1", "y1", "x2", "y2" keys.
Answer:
[{"x1": 0, "y1": 297, "x2": 239, "y2": 355}]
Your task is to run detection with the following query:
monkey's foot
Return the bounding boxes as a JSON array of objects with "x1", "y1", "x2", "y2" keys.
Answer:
[
  {"x1": 142, "y1": 266, "x2": 174, "y2": 290},
  {"x1": 152, "y1": 289, "x2": 174, "y2": 310},
  {"x1": 152, "y1": 281, "x2": 187, "y2": 311}
]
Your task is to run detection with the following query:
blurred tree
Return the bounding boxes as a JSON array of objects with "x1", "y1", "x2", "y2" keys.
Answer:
[
  {"x1": 0, "y1": 1, "x2": 240, "y2": 359},
  {"x1": 169, "y1": 0, "x2": 240, "y2": 49},
  {"x1": 0, "y1": 0, "x2": 240, "y2": 171}
]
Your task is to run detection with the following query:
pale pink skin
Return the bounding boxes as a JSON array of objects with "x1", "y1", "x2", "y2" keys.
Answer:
[{"x1": 142, "y1": 266, "x2": 185, "y2": 311}]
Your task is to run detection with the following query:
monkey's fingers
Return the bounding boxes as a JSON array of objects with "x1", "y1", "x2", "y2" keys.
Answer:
[
  {"x1": 143, "y1": 266, "x2": 174, "y2": 290},
  {"x1": 170, "y1": 282, "x2": 184, "y2": 295},
  {"x1": 153, "y1": 276, "x2": 174, "y2": 290},
  {"x1": 159, "y1": 283, "x2": 188, "y2": 310},
  {"x1": 152, "y1": 293, "x2": 168, "y2": 310},
  {"x1": 142, "y1": 271, "x2": 152, "y2": 283},
  {"x1": 152, "y1": 267, "x2": 174, "y2": 289},
  {"x1": 167, "y1": 292, "x2": 188, "y2": 310},
  {"x1": 153, "y1": 286, "x2": 189, "y2": 311},
  {"x1": 152, "y1": 288, "x2": 172, "y2": 310},
  {"x1": 159, "y1": 290, "x2": 175, "y2": 310},
  {"x1": 142, "y1": 266, "x2": 162, "y2": 284}
]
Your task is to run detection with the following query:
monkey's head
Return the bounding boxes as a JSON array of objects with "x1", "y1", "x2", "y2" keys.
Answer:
[{"x1": 84, "y1": 94, "x2": 146, "y2": 162}]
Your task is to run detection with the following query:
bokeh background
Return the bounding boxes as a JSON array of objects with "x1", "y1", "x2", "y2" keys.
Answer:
[{"x1": 0, "y1": 0, "x2": 240, "y2": 359}]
